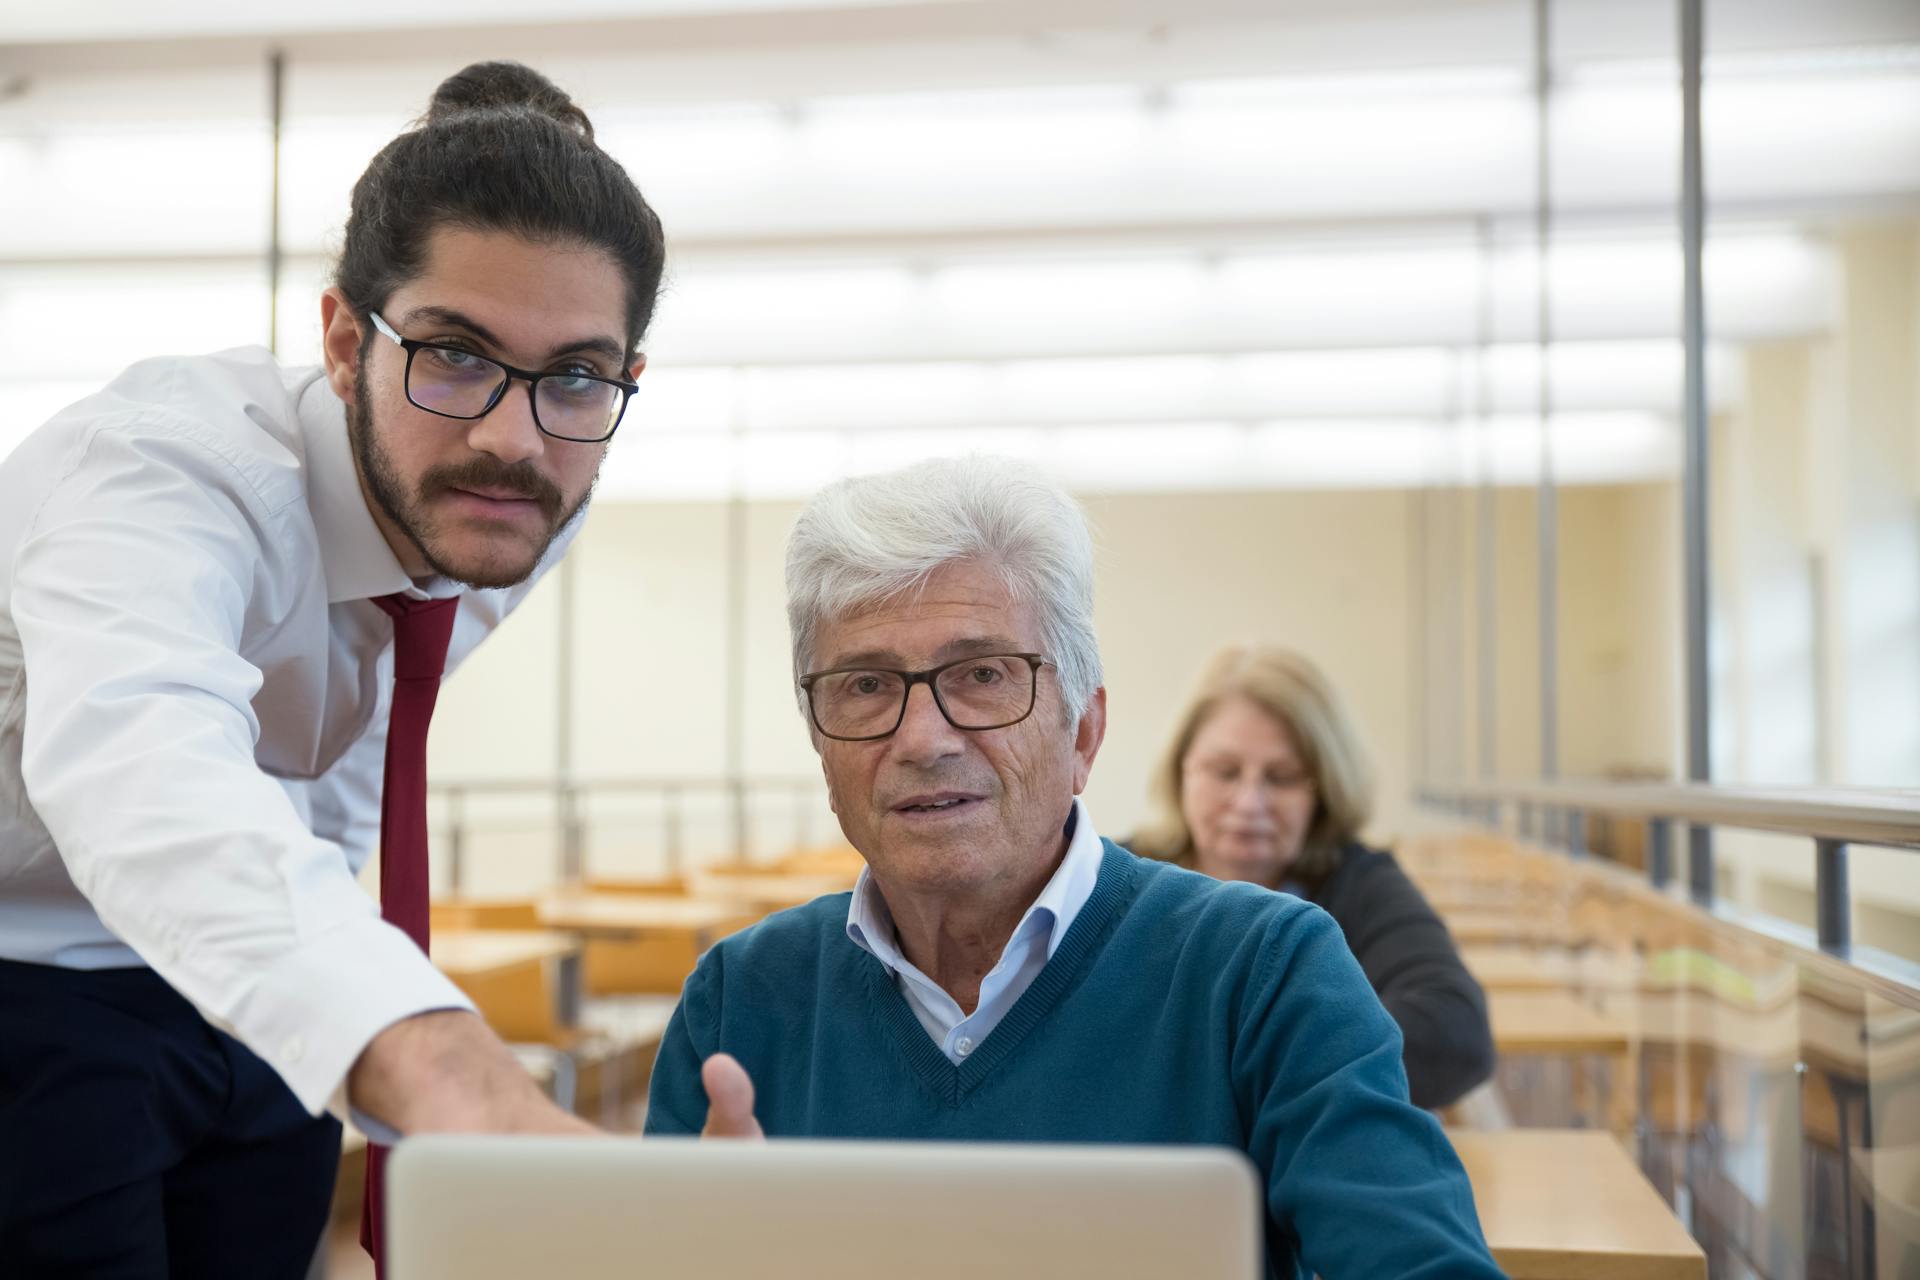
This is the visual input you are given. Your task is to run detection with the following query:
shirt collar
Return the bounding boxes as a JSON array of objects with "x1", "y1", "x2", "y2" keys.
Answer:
[
  {"x1": 297, "y1": 371, "x2": 458, "y2": 604},
  {"x1": 844, "y1": 797, "x2": 1106, "y2": 976}
]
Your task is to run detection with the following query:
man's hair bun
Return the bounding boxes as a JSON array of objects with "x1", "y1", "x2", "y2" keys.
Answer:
[{"x1": 426, "y1": 60, "x2": 594, "y2": 141}]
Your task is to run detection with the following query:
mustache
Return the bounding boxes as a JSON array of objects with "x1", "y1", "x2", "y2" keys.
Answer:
[
  {"x1": 879, "y1": 774, "x2": 996, "y2": 807},
  {"x1": 420, "y1": 457, "x2": 565, "y2": 522}
]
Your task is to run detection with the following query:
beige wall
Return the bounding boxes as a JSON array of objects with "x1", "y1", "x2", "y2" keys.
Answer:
[
  {"x1": 1078, "y1": 490, "x2": 1412, "y2": 847},
  {"x1": 424, "y1": 480, "x2": 1689, "y2": 896}
]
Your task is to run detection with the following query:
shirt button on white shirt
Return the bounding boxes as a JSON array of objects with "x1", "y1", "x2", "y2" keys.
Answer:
[
  {"x1": 955, "y1": 1035, "x2": 975, "y2": 1058},
  {"x1": 284, "y1": 1035, "x2": 306, "y2": 1063}
]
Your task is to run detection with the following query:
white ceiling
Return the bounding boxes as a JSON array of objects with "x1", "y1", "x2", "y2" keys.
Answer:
[
  {"x1": 6, "y1": 0, "x2": 1918, "y2": 79},
  {"x1": 0, "y1": 0, "x2": 1913, "y2": 495}
]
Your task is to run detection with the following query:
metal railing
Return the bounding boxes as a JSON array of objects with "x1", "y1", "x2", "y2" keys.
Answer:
[
  {"x1": 1417, "y1": 779, "x2": 1920, "y2": 958},
  {"x1": 429, "y1": 775, "x2": 828, "y2": 893}
]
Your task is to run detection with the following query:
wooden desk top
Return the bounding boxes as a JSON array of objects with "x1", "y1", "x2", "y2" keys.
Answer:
[
  {"x1": 1444, "y1": 912, "x2": 1567, "y2": 947},
  {"x1": 1851, "y1": 1144, "x2": 1920, "y2": 1245},
  {"x1": 689, "y1": 871, "x2": 853, "y2": 906},
  {"x1": 537, "y1": 894, "x2": 749, "y2": 935},
  {"x1": 1489, "y1": 990, "x2": 1633, "y2": 1055},
  {"x1": 1447, "y1": 1129, "x2": 1705, "y2": 1280},
  {"x1": 432, "y1": 929, "x2": 580, "y2": 978},
  {"x1": 1464, "y1": 947, "x2": 1636, "y2": 993}
]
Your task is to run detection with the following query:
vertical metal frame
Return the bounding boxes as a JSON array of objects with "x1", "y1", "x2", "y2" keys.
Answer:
[
  {"x1": 1815, "y1": 838, "x2": 1851, "y2": 953},
  {"x1": 1533, "y1": 0, "x2": 1560, "y2": 785},
  {"x1": 266, "y1": 49, "x2": 285, "y2": 355},
  {"x1": 1646, "y1": 816, "x2": 1673, "y2": 888},
  {"x1": 724, "y1": 373, "x2": 750, "y2": 862},
  {"x1": 1475, "y1": 216, "x2": 1499, "y2": 788},
  {"x1": 1680, "y1": 0, "x2": 1716, "y2": 901},
  {"x1": 557, "y1": 555, "x2": 579, "y2": 882}
]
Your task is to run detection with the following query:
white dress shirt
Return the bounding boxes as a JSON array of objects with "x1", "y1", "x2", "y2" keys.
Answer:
[
  {"x1": 0, "y1": 346, "x2": 576, "y2": 1121},
  {"x1": 845, "y1": 799, "x2": 1104, "y2": 1064}
]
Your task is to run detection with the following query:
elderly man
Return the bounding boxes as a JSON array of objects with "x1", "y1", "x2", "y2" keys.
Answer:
[{"x1": 645, "y1": 457, "x2": 1501, "y2": 1279}]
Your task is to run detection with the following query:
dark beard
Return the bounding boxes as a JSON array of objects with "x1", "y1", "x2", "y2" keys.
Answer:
[{"x1": 348, "y1": 375, "x2": 590, "y2": 590}]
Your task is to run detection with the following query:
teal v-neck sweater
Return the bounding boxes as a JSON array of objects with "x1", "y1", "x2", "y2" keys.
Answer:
[{"x1": 646, "y1": 840, "x2": 1501, "y2": 1280}]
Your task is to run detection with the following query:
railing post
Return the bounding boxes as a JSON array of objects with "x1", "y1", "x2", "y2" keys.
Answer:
[
  {"x1": 1688, "y1": 823, "x2": 1714, "y2": 906},
  {"x1": 446, "y1": 786, "x2": 466, "y2": 897},
  {"x1": 731, "y1": 776, "x2": 750, "y2": 865},
  {"x1": 1815, "y1": 838, "x2": 1851, "y2": 954},
  {"x1": 1519, "y1": 802, "x2": 1536, "y2": 841},
  {"x1": 1646, "y1": 816, "x2": 1672, "y2": 889},
  {"x1": 1566, "y1": 809, "x2": 1586, "y2": 858},
  {"x1": 793, "y1": 780, "x2": 810, "y2": 855},
  {"x1": 552, "y1": 782, "x2": 584, "y2": 886},
  {"x1": 664, "y1": 784, "x2": 683, "y2": 878}
]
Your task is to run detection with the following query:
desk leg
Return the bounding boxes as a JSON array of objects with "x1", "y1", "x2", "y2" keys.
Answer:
[
  {"x1": 1607, "y1": 1050, "x2": 1635, "y2": 1137},
  {"x1": 556, "y1": 951, "x2": 583, "y2": 1027}
]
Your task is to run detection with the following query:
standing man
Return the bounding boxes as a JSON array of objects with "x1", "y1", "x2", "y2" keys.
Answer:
[{"x1": 0, "y1": 62, "x2": 663, "y2": 1276}]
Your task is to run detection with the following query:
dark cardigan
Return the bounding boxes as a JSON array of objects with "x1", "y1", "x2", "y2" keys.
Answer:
[{"x1": 1299, "y1": 844, "x2": 1495, "y2": 1109}]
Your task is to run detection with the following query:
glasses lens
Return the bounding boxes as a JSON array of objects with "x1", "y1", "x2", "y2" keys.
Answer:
[
  {"x1": 408, "y1": 347, "x2": 507, "y2": 418},
  {"x1": 935, "y1": 656, "x2": 1035, "y2": 729},
  {"x1": 535, "y1": 375, "x2": 624, "y2": 442},
  {"x1": 812, "y1": 670, "x2": 907, "y2": 739}
]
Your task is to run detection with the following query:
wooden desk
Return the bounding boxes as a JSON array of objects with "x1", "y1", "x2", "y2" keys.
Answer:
[
  {"x1": 1490, "y1": 990, "x2": 1632, "y2": 1056},
  {"x1": 434, "y1": 928, "x2": 583, "y2": 1038},
  {"x1": 538, "y1": 895, "x2": 757, "y2": 998},
  {"x1": 690, "y1": 871, "x2": 853, "y2": 911},
  {"x1": 1465, "y1": 948, "x2": 1578, "y2": 992},
  {"x1": 1443, "y1": 910, "x2": 1568, "y2": 947},
  {"x1": 1447, "y1": 1129, "x2": 1705, "y2": 1279},
  {"x1": 434, "y1": 929, "x2": 580, "y2": 977},
  {"x1": 1464, "y1": 947, "x2": 1635, "y2": 994},
  {"x1": 1490, "y1": 990, "x2": 1635, "y2": 1133},
  {"x1": 1852, "y1": 1144, "x2": 1920, "y2": 1266},
  {"x1": 537, "y1": 894, "x2": 750, "y2": 937}
]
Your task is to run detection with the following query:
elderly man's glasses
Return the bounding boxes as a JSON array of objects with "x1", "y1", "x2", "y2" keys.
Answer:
[
  {"x1": 800, "y1": 653, "x2": 1050, "y2": 742},
  {"x1": 368, "y1": 311, "x2": 637, "y2": 444}
]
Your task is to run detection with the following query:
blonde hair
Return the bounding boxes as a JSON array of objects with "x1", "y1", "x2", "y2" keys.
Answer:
[{"x1": 1135, "y1": 645, "x2": 1374, "y2": 883}]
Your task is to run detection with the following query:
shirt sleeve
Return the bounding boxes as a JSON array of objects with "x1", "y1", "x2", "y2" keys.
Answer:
[
  {"x1": 304, "y1": 713, "x2": 387, "y2": 878},
  {"x1": 1233, "y1": 903, "x2": 1504, "y2": 1279},
  {"x1": 12, "y1": 416, "x2": 474, "y2": 1118},
  {"x1": 643, "y1": 950, "x2": 721, "y2": 1136},
  {"x1": 1328, "y1": 854, "x2": 1497, "y2": 1110}
]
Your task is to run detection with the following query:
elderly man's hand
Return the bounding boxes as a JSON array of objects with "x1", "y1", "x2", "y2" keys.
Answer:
[{"x1": 700, "y1": 1053, "x2": 765, "y2": 1139}]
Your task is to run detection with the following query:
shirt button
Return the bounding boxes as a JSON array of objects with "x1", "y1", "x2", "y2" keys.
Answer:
[
  {"x1": 283, "y1": 1035, "x2": 306, "y2": 1063},
  {"x1": 955, "y1": 1036, "x2": 974, "y2": 1057}
]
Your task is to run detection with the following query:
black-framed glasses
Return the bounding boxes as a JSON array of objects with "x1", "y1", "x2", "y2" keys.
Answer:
[
  {"x1": 799, "y1": 653, "x2": 1051, "y2": 742},
  {"x1": 368, "y1": 311, "x2": 637, "y2": 444}
]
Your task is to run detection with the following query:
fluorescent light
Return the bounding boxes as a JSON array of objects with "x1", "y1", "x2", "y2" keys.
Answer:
[
  {"x1": 0, "y1": 272, "x2": 267, "y2": 378},
  {"x1": 632, "y1": 340, "x2": 1718, "y2": 439},
  {"x1": 8, "y1": 57, "x2": 1916, "y2": 261},
  {"x1": 648, "y1": 230, "x2": 1829, "y2": 364},
  {"x1": 0, "y1": 127, "x2": 270, "y2": 257},
  {"x1": 278, "y1": 118, "x2": 404, "y2": 249},
  {"x1": 591, "y1": 412, "x2": 1676, "y2": 501}
]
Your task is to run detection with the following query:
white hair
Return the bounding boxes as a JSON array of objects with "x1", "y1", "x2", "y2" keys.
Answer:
[{"x1": 784, "y1": 455, "x2": 1103, "y2": 724}]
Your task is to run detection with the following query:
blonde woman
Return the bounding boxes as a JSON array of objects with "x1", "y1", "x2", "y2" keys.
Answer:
[{"x1": 1131, "y1": 645, "x2": 1494, "y2": 1109}]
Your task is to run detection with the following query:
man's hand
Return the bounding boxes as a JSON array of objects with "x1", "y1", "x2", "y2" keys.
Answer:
[
  {"x1": 348, "y1": 1009, "x2": 597, "y2": 1136},
  {"x1": 700, "y1": 1053, "x2": 765, "y2": 1139}
]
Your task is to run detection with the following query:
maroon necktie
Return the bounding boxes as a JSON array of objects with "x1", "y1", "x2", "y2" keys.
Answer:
[{"x1": 361, "y1": 593, "x2": 460, "y2": 1275}]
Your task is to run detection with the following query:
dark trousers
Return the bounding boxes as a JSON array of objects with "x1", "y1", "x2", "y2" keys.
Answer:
[{"x1": 0, "y1": 959, "x2": 342, "y2": 1278}]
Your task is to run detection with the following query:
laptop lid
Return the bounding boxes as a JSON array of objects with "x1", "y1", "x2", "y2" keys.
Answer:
[{"x1": 387, "y1": 1135, "x2": 1261, "y2": 1279}]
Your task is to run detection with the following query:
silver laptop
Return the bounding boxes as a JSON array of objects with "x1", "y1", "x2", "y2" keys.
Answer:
[{"x1": 386, "y1": 1135, "x2": 1261, "y2": 1279}]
